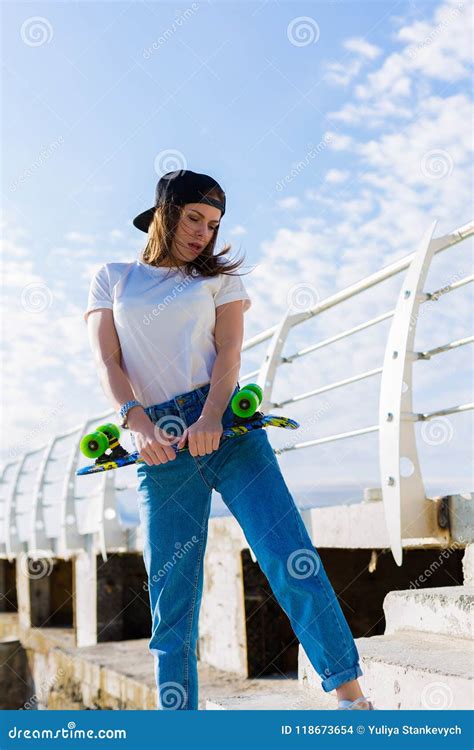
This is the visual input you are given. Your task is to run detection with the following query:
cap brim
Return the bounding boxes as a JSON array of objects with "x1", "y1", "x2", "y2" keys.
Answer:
[{"x1": 132, "y1": 207, "x2": 156, "y2": 233}]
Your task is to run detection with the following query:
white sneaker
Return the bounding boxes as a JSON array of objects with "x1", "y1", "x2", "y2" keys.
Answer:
[{"x1": 337, "y1": 696, "x2": 376, "y2": 710}]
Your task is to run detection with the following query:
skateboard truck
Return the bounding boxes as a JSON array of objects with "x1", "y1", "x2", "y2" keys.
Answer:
[{"x1": 80, "y1": 422, "x2": 129, "y2": 466}]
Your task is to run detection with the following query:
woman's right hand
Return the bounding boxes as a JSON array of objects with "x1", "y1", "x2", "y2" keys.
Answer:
[{"x1": 128, "y1": 408, "x2": 178, "y2": 466}]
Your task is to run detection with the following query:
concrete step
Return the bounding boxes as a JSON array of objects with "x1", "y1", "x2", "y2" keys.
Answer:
[
  {"x1": 206, "y1": 682, "x2": 338, "y2": 710},
  {"x1": 299, "y1": 631, "x2": 474, "y2": 710},
  {"x1": 384, "y1": 586, "x2": 473, "y2": 640}
]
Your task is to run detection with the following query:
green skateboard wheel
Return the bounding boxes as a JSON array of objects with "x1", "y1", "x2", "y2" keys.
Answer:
[
  {"x1": 80, "y1": 430, "x2": 109, "y2": 458},
  {"x1": 243, "y1": 383, "x2": 263, "y2": 402},
  {"x1": 231, "y1": 385, "x2": 261, "y2": 418},
  {"x1": 95, "y1": 422, "x2": 120, "y2": 440}
]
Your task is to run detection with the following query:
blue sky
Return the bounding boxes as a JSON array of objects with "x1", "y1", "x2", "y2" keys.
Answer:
[{"x1": 2, "y1": 0, "x2": 472, "y2": 499}]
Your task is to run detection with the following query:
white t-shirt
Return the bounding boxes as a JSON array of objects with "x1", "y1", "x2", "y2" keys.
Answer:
[{"x1": 84, "y1": 259, "x2": 252, "y2": 407}]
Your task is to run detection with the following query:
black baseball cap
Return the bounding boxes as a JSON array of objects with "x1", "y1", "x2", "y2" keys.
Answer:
[{"x1": 132, "y1": 169, "x2": 226, "y2": 233}]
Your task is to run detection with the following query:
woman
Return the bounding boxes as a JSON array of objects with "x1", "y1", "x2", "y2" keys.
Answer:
[{"x1": 84, "y1": 169, "x2": 375, "y2": 711}]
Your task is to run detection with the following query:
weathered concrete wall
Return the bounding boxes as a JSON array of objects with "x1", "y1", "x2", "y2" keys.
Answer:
[
  {"x1": 74, "y1": 551, "x2": 151, "y2": 647},
  {"x1": 20, "y1": 626, "x2": 157, "y2": 710},
  {"x1": 463, "y1": 544, "x2": 474, "y2": 586},
  {"x1": 199, "y1": 517, "x2": 248, "y2": 674},
  {"x1": 0, "y1": 639, "x2": 33, "y2": 709}
]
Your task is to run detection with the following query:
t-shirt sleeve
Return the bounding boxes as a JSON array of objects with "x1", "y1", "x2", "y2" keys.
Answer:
[
  {"x1": 214, "y1": 273, "x2": 252, "y2": 313},
  {"x1": 83, "y1": 264, "x2": 113, "y2": 322}
]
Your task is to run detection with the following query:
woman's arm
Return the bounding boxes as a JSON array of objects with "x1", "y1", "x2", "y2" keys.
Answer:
[
  {"x1": 200, "y1": 300, "x2": 245, "y2": 419},
  {"x1": 177, "y1": 300, "x2": 245, "y2": 457},
  {"x1": 87, "y1": 308, "x2": 143, "y2": 420},
  {"x1": 86, "y1": 309, "x2": 177, "y2": 464}
]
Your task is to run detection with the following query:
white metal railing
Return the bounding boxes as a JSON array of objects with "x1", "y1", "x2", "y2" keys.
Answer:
[{"x1": 0, "y1": 219, "x2": 472, "y2": 567}]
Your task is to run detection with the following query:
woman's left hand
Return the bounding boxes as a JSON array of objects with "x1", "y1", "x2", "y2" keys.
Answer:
[{"x1": 177, "y1": 414, "x2": 223, "y2": 456}]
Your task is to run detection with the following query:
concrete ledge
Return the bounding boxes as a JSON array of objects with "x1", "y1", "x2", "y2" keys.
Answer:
[
  {"x1": 21, "y1": 625, "x2": 157, "y2": 709},
  {"x1": 301, "y1": 493, "x2": 472, "y2": 549},
  {"x1": 1, "y1": 616, "x2": 308, "y2": 710},
  {"x1": 384, "y1": 586, "x2": 473, "y2": 640},
  {"x1": 206, "y1": 685, "x2": 337, "y2": 711},
  {"x1": 299, "y1": 631, "x2": 474, "y2": 710}
]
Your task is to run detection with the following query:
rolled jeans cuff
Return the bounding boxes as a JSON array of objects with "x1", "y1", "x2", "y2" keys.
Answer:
[{"x1": 321, "y1": 663, "x2": 363, "y2": 693}]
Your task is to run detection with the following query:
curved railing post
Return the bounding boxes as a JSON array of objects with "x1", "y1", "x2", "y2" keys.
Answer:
[
  {"x1": 378, "y1": 219, "x2": 450, "y2": 566},
  {"x1": 29, "y1": 438, "x2": 56, "y2": 554},
  {"x1": 61, "y1": 420, "x2": 95, "y2": 556},
  {"x1": 257, "y1": 308, "x2": 295, "y2": 411},
  {"x1": 6, "y1": 455, "x2": 29, "y2": 560},
  {"x1": 1, "y1": 461, "x2": 20, "y2": 559}
]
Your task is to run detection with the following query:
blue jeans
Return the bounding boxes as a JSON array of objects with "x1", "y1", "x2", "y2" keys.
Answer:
[{"x1": 135, "y1": 381, "x2": 363, "y2": 710}]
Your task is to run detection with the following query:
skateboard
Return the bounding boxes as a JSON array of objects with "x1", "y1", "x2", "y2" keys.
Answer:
[{"x1": 76, "y1": 383, "x2": 299, "y2": 476}]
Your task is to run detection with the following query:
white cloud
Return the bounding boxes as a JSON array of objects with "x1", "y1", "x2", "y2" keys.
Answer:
[
  {"x1": 396, "y1": 1, "x2": 471, "y2": 81},
  {"x1": 229, "y1": 224, "x2": 247, "y2": 236},
  {"x1": 109, "y1": 229, "x2": 124, "y2": 240},
  {"x1": 323, "y1": 131, "x2": 354, "y2": 150},
  {"x1": 323, "y1": 37, "x2": 382, "y2": 86},
  {"x1": 323, "y1": 169, "x2": 350, "y2": 185},
  {"x1": 327, "y1": 0, "x2": 471, "y2": 130},
  {"x1": 354, "y1": 55, "x2": 413, "y2": 100},
  {"x1": 328, "y1": 100, "x2": 413, "y2": 127},
  {"x1": 324, "y1": 59, "x2": 363, "y2": 87},
  {"x1": 343, "y1": 37, "x2": 382, "y2": 60},
  {"x1": 276, "y1": 196, "x2": 301, "y2": 210}
]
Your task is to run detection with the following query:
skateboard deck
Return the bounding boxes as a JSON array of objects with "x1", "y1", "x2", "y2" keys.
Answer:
[{"x1": 76, "y1": 413, "x2": 299, "y2": 476}]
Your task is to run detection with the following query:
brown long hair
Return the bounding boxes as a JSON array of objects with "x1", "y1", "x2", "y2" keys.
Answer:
[{"x1": 139, "y1": 186, "x2": 249, "y2": 280}]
